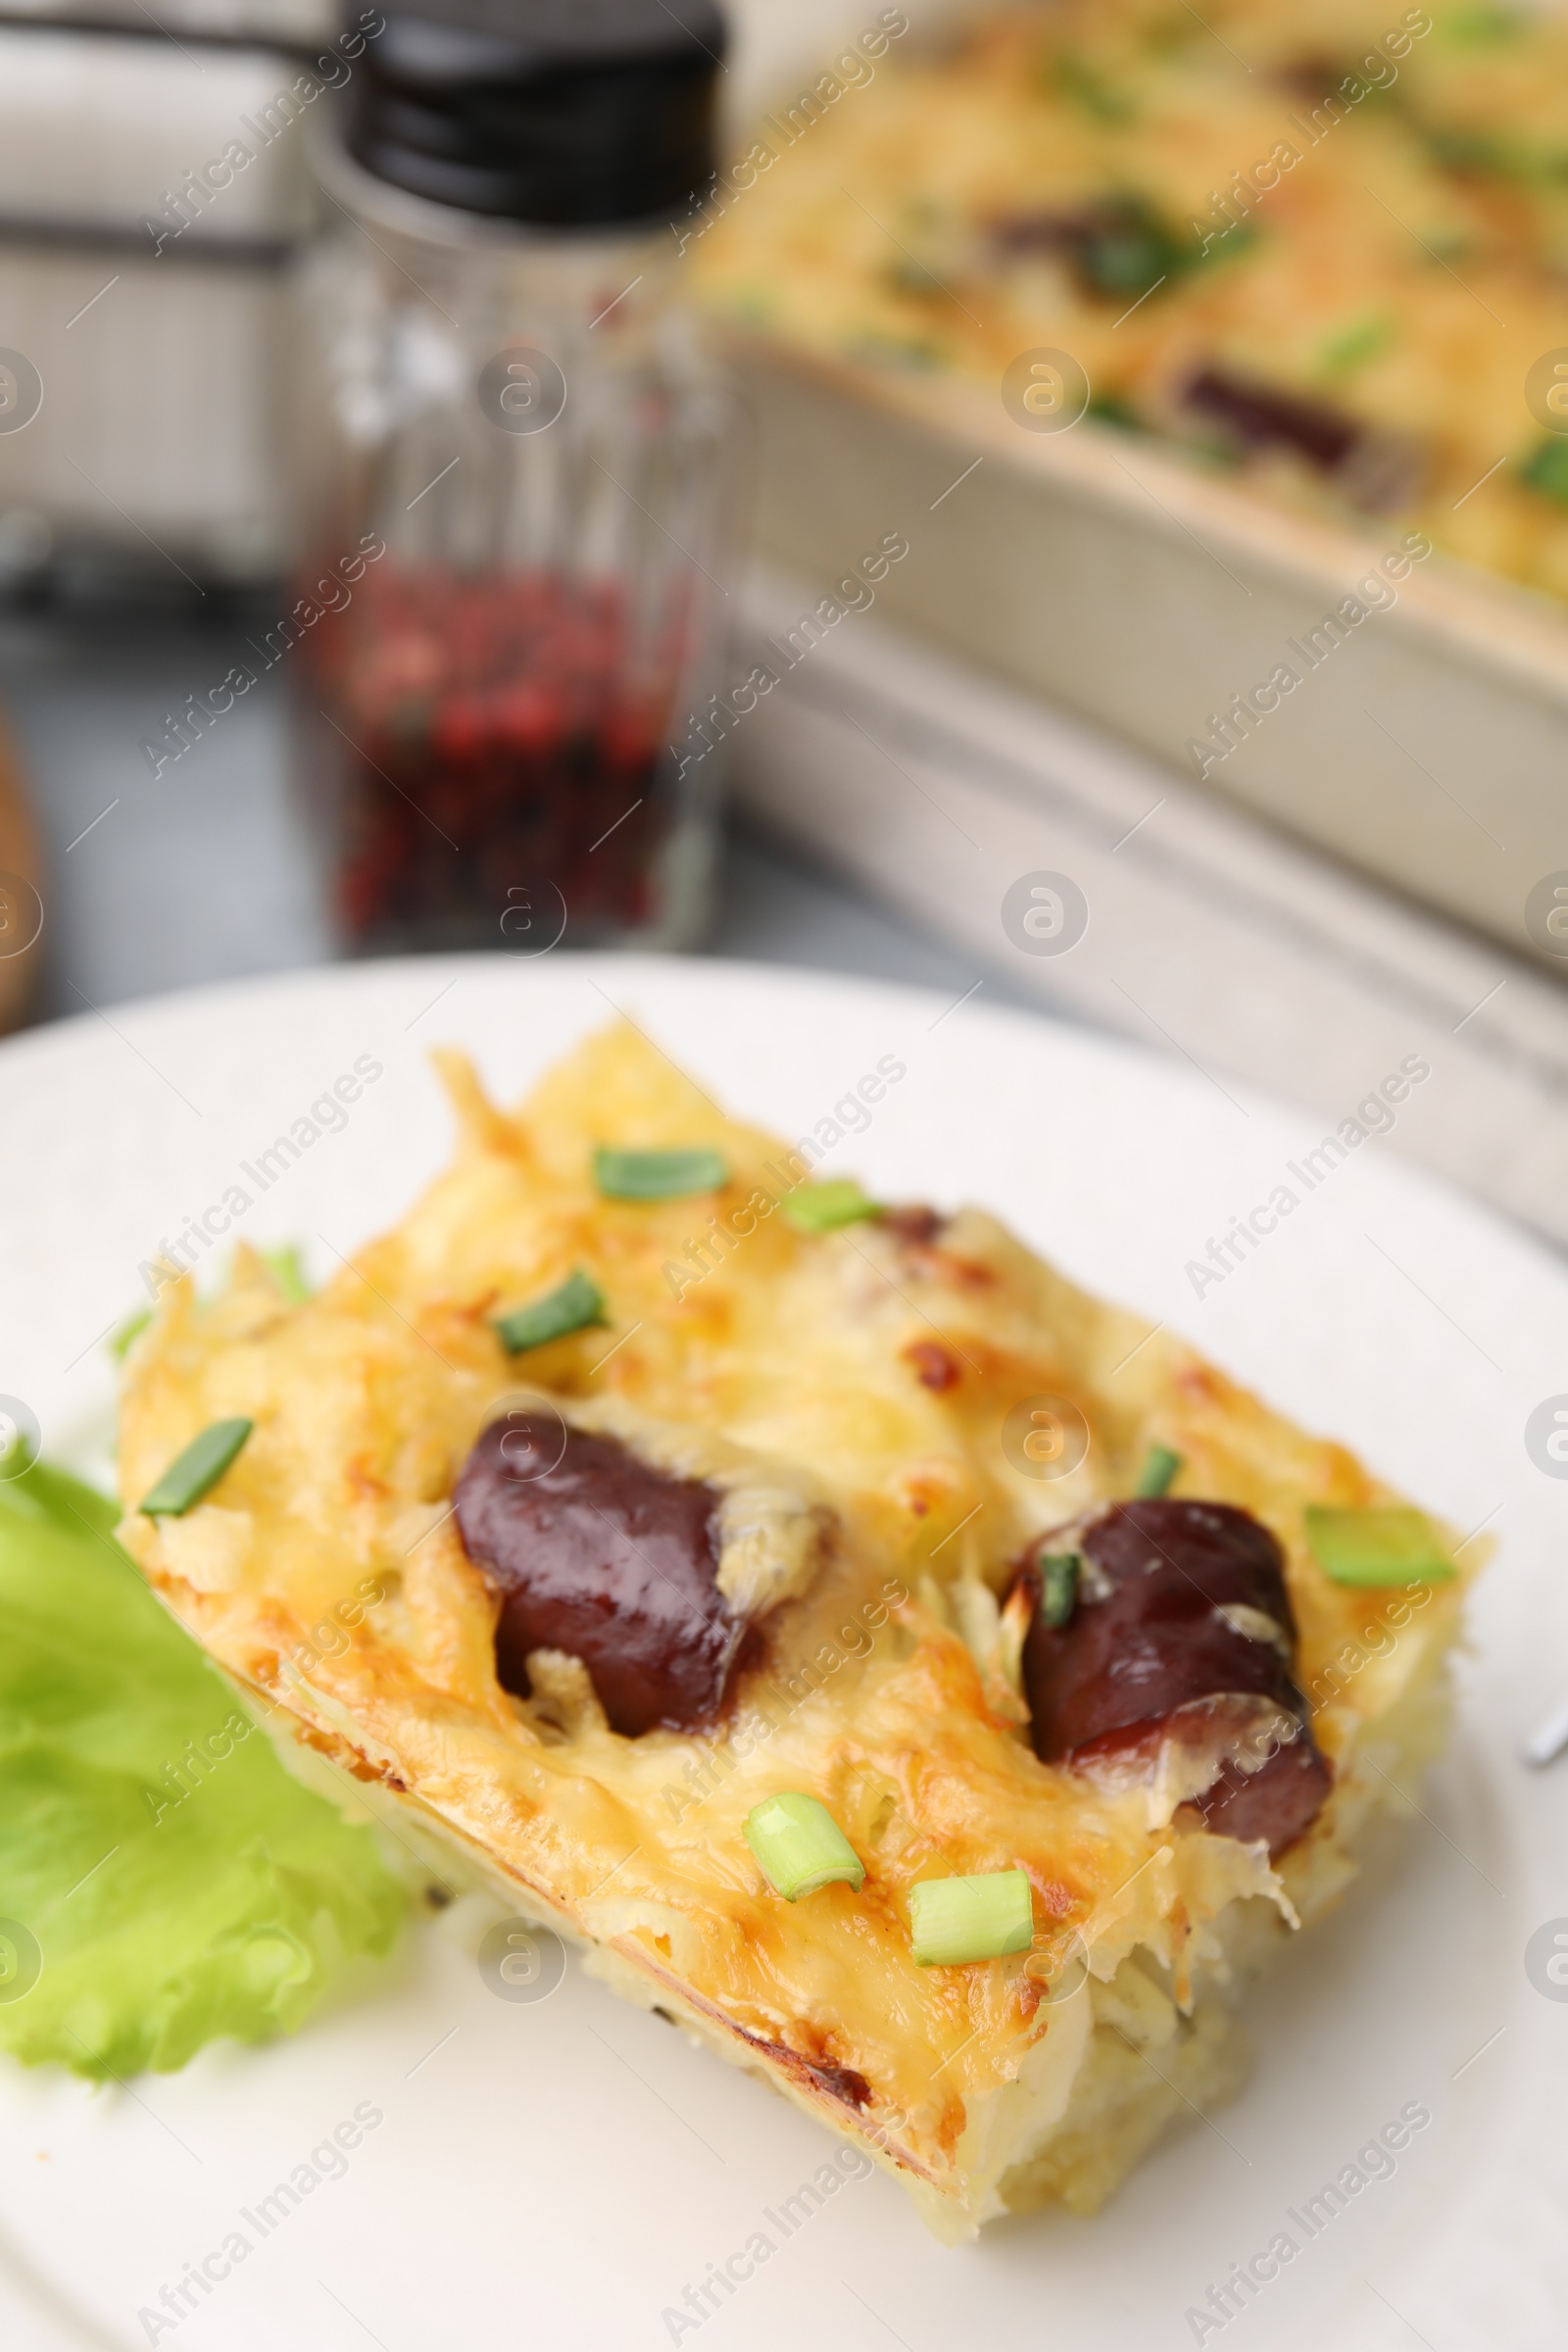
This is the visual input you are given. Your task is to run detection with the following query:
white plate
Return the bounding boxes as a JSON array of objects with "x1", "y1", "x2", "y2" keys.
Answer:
[{"x1": 1, "y1": 954, "x2": 1565, "y2": 2352}]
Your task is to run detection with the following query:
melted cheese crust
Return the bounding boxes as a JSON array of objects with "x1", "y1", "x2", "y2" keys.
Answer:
[{"x1": 116, "y1": 1024, "x2": 1470, "y2": 2230}]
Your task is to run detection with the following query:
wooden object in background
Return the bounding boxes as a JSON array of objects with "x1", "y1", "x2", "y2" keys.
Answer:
[{"x1": 0, "y1": 700, "x2": 43, "y2": 1034}]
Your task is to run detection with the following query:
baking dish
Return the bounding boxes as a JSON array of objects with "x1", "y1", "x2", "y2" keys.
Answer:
[{"x1": 710, "y1": 0, "x2": 1568, "y2": 966}]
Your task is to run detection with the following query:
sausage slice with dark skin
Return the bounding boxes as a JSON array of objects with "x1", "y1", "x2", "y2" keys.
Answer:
[
  {"x1": 1017, "y1": 1498, "x2": 1332, "y2": 1855},
  {"x1": 454, "y1": 1414, "x2": 744, "y2": 1739}
]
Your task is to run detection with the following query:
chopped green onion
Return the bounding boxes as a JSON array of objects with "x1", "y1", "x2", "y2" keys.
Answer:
[
  {"x1": 139, "y1": 1419, "x2": 254, "y2": 1518},
  {"x1": 260, "y1": 1244, "x2": 312, "y2": 1304},
  {"x1": 1065, "y1": 194, "x2": 1181, "y2": 295},
  {"x1": 1304, "y1": 1505, "x2": 1455, "y2": 1588},
  {"x1": 107, "y1": 1306, "x2": 152, "y2": 1361},
  {"x1": 1135, "y1": 1444, "x2": 1183, "y2": 1498},
  {"x1": 1038, "y1": 1549, "x2": 1080, "y2": 1629},
  {"x1": 1522, "y1": 436, "x2": 1568, "y2": 508},
  {"x1": 783, "y1": 1181, "x2": 883, "y2": 1235},
  {"x1": 593, "y1": 1147, "x2": 729, "y2": 1201},
  {"x1": 494, "y1": 1268, "x2": 608, "y2": 1355},
  {"x1": 1087, "y1": 391, "x2": 1143, "y2": 431},
  {"x1": 910, "y1": 1869, "x2": 1034, "y2": 1966},
  {"x1": 1053, "y1": 52, "x2": 1135, "y2": 123},
  {"x1": 889, "y1": 258, "x2": 947, "y2": 298},
  {"x1": 744, "y1": 1792, "x2": 864, "y2": 1901},
  {"x1": 1191, "y1": 220, "x2": 1258, "y2": 274},
  {"x1": 1317, "y1": 313, "x2": 1394, "y2": 376}
]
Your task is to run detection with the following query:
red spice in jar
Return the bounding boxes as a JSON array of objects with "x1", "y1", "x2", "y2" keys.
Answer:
[{"x1": 307, "y1": 563, "x2": 691, "y2": 950}]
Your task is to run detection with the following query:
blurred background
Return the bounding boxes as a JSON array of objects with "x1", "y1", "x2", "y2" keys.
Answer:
[{"x1": 2, "y1": 0, "x2": 1567, "y2": 1245}]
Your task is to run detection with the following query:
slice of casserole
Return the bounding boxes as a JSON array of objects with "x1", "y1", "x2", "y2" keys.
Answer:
[{"x1": 116, "y1": 1023, "x2": 1471, "y2": 2239}]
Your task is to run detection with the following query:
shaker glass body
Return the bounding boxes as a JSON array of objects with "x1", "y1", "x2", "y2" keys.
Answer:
[{"x1": 294, "y1": 143, "x2": 732, "y2": 956}]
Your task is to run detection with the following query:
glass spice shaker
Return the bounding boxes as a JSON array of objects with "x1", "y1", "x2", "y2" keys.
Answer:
[{"x1": 293, "y1": 0, "x2": 733, "y2": 956}]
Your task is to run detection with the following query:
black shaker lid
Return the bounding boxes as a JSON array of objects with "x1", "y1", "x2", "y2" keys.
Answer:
[{"x1": 346, "y1": 0, "x2": 726, "y2": 228}]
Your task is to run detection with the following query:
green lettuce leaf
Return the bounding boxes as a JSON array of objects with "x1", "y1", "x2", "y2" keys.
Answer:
[{"x1": 0, "y1": 1458, "x2": 404, "y2": 2079}]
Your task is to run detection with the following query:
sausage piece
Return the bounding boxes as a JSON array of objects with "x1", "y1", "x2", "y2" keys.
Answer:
[
  {"x1": 1019, "y1": 1498, "x2": 1331, "y2": 1855},
  {"x1": 1179, "y1": 367, "x2": 1418, "y2": 512},
  {"x1": 454, "y1": 1414, "x2": 742, "y2": 1738}
]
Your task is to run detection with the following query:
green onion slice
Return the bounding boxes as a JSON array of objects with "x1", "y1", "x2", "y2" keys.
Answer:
[
  {"x1": 593, "y1": 1146, "x2": 729, "y2": 1201},
  {"x1": 910, "y1": 1869, "x2": 1034, "y2": 1966},
  {"x1": 139, "y1": 1418, "x2": 254, "y2": 1518},
  {"x1": 494, "y1": 1268, "x2": 608, "y2": 1355},
  {"x1": 744, "y1": 1792, "x2": 865, "y2": 1901},
  {"x1": 1135, "y1": 1444, "x2": 1183, "y2": 1498},
  {"x1": 1038, "y1": 1549, "x2": 1080, "y2": 1629},
  {"x1": 260, "y1": 1243, "x2": 312, "y2": 1303},
  {"x1": 108, "y1": 1306, "x2": 153, "y2": 1361},
  {"x1": 1304, "y1": 1504, "x2": 1455, "y2": 1588},
  {"x1": 783, "y1": 1181, "x2": 883, "y2": 1235}
]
